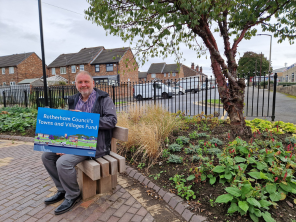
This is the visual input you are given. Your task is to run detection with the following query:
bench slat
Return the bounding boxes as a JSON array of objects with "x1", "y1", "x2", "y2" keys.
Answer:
[
  {"x1": 77, "y1": 160, "x2": 100, "y2": 180},
  {"x1": 103, "y1": 155, "x2": 118, "y2": 175},
  {"x1": 113, "y1": 126, "x2": 128, "y2": 142},
  {"x1": 96, "y1": 158, "x2": 109, "y2": 178},
  {"x1": 109, "y1": 151, "x2": 126, "y2": 173}
]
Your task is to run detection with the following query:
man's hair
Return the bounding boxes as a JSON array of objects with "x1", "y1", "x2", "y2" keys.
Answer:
[{"x1": 75, "y1": 71, "x2": 94, "y2": 82}]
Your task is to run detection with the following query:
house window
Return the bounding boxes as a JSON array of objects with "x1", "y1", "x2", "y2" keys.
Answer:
[
  {"x1": 71, "y1": 65, "x2": 76, "y2": 73},
  {"x1": 52, "y1": 68, "x2": 56, "y2": 75},
  {"x1": 10, "y1": 81, "x2": 15, "y2": 86},
  {"x1": 80, "y1": 65, "x2": 84, "y2": 71},
  {"x1": 286, "y1": 75, "x2": 289, "y2": 82},
  {"x1": 106, "y1": 64, "x2": 113, "y2": 72},
  {"x1": 95, "y1": 65, "x2": 100, "y2": 72},
  {"x1": 164, "y1": 73, "x2": 166, "y2": 77},
  {"x1": 3, "y1": 82, "x2": 6, "y2": 86},
  {"x1": 60, "y1": 67, "x2": 66, "y2": 74},
  {"x1": 168, "y1": 73, "x2": 170, "y2": 77},
  {"x1": 151, "y1": 74, "x2": 156, "y2": 78},
  {"x1": 72, "y1": 81, "x2": 75, "y2": 84},
  {"x1": 172, "y1": 72, "x2": 176, "y2": 77},
  {"x1": 2, "y1": 68, "x2": 5, "y2": 74},
  {"x1": 9, "y1": 67, "x2": 14, "y2": 74},
  {"x1": 292, "y1": 73, "x2": 295, "y2": 82}
]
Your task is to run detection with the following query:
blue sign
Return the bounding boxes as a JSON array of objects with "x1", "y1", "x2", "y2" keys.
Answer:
[{"x1": 34, "y1": 107, "x2": 100, "y2": 157}]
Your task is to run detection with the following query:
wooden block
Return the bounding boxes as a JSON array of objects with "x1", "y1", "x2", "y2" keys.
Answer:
[
  {"x1": 77, "y1": 160, "x2": 100, "y2": 180},
  {"x1": 111, "y1": 174, "x2": 117, "y2": 189},
  {"x1": 77, "y1": 168, "x2": 96, "y2": 200},
  {"x1": 96, "y1": 157, "x2": 109, "y2": 178},
  {"x1": 113, "y1": 126, "x2": 128, "y2": 142},
  {"x1": 111, "y1": 138, "x2": 117, "y2": 153},
  {"x1": 103, "y1": 155, "x2": 118, "y2": 175},
  {"x1": 109, "y1": 151, "x2": 126, "y2": 173},
  {"x1": 97, "y1": 176, "x2": 112, "y2": 194}
]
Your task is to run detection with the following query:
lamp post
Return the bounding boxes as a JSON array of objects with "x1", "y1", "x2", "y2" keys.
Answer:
[{"x1": 257, "y1": 34, "x2": 272, "y2": 82}]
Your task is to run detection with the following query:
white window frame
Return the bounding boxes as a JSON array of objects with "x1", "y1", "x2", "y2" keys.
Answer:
[
  {"x1": 9, "y1": 67, "x2": 14, "y2": 74},
  {"x1": 71, "y1": 65, "x2": 76, "y2": 73},
  {"x1": 95, "y1": 65, "x2": 100, "y2": 72},
  {"x1": 172, "y1": 72, "x2": 176, "y2": 77},
  {"x1": 2, "y1": 68, "x2": 5, "y2": 74},
  {"x1": 168, "y1": 73, "x2": 170, "y2": 77},
  {"x1": 292, "y1": 73, "x2": 295, "y2": 82},
  {"x1": 52, "y1": 68, "x2": 56, "y2": 75},
  {"x1": 60, "y1": 67, "x2": 66, "y2": 74},
  {"x1": 80, "y1": 65, "x2": 84, "y2": 71},
  {"x1": 3, "y1": 82, "x2": 6, "y2": 86},
  {"x1": 10, "y1": 81, "x2": 15, "y2": 86},
  {"x1": 151, "y1": 74, "x2": 156, "y2": 78},
  {"x1": 106, "y1": 64, "x2": 114, "y2": 72},
  {"x1": 286, "y1": 75, "x2": 289, "y2": 82},
  {"x1": 164, "y1": 73, "x2": 166, "y2": 77}
]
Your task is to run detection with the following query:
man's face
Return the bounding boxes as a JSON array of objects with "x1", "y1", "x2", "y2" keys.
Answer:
[{"x1": 75, "y1": 73, "x2": 95, "y2": 98}]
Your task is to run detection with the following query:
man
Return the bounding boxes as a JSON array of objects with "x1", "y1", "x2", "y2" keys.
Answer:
[{"x1": 42, "y1": 71, "x2": 117, "y2": 215}]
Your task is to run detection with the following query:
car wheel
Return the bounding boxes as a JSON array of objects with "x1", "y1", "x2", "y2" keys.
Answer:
[
  {"x1": 191, "y1": 89, "x2": 195, "y2": 93},
  {"x1": 136, "y1": 95, "x2": 143, "y2": 101},
  {"x1": 162, "y1": 92, "x2": 168, "y2": 99},
  {"x1": 178, "y1": 91, "x2": 184, "y2": 95}
]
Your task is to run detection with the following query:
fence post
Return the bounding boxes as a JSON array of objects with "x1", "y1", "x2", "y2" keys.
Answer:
[
  {"x1": 205, "y1": 77, "x2": 208, "y2": 115},
  {"x1": 271, "y1": 73, "x2": 277, "y2": 121},
  {"x1": 24, "y1": 90, "x2": 28, "y2": 108},
  {"x1": 153, "y1": 82, "x2": 156, "y2": 105},
  {"x1": 49, "y1": 89, "x2": 52, "y2": 108},
  {"x1": 36, "y1": 90, "x2": 39, "y2": 109},
  {"x1": 112, "y1": 84, "x2": 115, "y2": 105},
  {"x1": 3, "y1": 91, "x2": 6, "y2": 107}
]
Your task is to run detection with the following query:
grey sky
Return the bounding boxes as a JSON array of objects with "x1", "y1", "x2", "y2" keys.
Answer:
[{"x1": 0, "y1": 0, "x2": 295, "y2": 76}]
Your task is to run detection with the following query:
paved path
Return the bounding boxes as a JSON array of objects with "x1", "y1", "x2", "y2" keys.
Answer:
[{"x1": 0, "y1": 139, "x2": 199, "y2": 222}]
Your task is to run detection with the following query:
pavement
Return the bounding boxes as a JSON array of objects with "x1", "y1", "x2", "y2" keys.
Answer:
[{"x1": 0, "y1": 136, "x2": 208, "y2": 222}]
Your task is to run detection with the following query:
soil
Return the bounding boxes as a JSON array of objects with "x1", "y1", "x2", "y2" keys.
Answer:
[{"x1": 118, "y1": 121, "x2": 296, "y2": 222}]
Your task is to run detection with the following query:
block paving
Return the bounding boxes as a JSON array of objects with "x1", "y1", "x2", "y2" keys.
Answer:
[{"x1": 0, "y1": 137, "x2": 207, "y2": 222}]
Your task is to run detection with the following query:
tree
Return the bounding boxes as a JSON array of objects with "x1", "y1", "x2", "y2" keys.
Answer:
[
  {"x1": 237, "y1": 52, "x2": 271, "y2": 77},
  {"x1": 85, "y1": 0, "x2": 296, "y2": 136}
]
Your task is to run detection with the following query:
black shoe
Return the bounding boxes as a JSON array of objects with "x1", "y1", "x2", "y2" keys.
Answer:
[
  {"x1": 44, "y1": 192, "x2": 65, "y2": 205},
  {"x1": 54, "y1": 195, "x2": 81, "y2": 215}
]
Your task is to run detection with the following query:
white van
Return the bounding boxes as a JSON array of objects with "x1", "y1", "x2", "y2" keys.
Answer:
[
  {"x1": 133, "y1": 82, "x2": 173, "y2": 100},
  {"x1": 176, "y1": 77, "x2": 200, "y2": 93}
]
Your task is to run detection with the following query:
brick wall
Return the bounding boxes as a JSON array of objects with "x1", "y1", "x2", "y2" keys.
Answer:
[
  {"x1": 146, "y1": 65, "x2": 184, "y2": 82},
  {"x1": 0, "y1": 53, "x2": 46, "y2": 86}
]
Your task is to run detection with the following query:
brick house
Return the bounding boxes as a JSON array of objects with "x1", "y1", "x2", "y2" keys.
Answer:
[
  {"x1": 47, "y1": 46, "x2": 138, "y2": 84},
  {"x1": 146, "y1": 62, "x2": 206, "y2": 82},
  {"x1": 0, "y1": 52, "x2": 44, "y2": 86}
]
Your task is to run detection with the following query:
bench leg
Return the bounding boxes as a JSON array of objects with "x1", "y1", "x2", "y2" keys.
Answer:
[
  {"x1": 97, "y1": 176, "x2": 112, "y2": 194},
  {"x1": 77, "y1": 168, "x2": 96, "y2": 200},
  {"x1": 111, "y1": 173, "x2": 117, "y2": 189}
]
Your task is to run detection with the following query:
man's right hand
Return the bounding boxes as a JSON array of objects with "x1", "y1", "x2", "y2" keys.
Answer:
[{"x1": 56, "y1": 153, "x2": 65, "y2": 156}]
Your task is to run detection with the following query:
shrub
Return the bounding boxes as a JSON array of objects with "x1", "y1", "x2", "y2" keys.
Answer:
[
  {"x1": 191, "y1": 155, "x2": 200, "y2": 162},
  {"x1": 169, "y1": 143, "x2": 183, "y2": 152},
  {"x1": 168, "y1": 154, "x2": 183, "y2": 163},
  {"x1": 210, "y1": 138, "x2": 223, "y2": 146},
  {"x1": 176, "y1": 136, "x2": 190, "y2": 145},
  {"x1": 285, "y1": 137, "x2": 296, "y2": 144},
  {"x1": 197, "y1": 133, "x2": 210, "y2": 138}
]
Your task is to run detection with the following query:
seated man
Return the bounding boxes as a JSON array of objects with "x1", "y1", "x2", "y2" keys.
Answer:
[{"x1": 42, "y1": 71, "x2": 117, "y2": 215}]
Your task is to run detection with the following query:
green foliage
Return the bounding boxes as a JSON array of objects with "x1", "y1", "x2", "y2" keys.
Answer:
[
  {"x1": 168, "y1": 154, "x2": 183, "y2": 163},
  {"x1": 0, "y1": 107, "x2": 37, "y2": 133},
  {"x1": 189, "y1": 131, "x2": 198, "y2": 139},
  {"x1": 197, "y1": 133, "x2": 210, "y2": 138},
  {"x1": 162, "y1": 149, "x2": 170, "y2": 158},
  {"x1": 137, "y1": 163, "x2": 145, "y2": 169},
  {"x1": 176, "y1": 136, "x2": 190, "y2": 145},
  {"x1": 168, "y1": 143, "x2": 183, "y2": 152},
  {"x1": 191, "y1": 155, "x2": 200, "y2": 162},
  {"x1": 285, "y1": 137, "x2": 296, "y2": 144},
  {"x1": 209, "y1": 138, "x2": 223, "y2": 146},
  {"x1": 207, "y1": 148, "x2": 222, "y2": 155},
  {"x1": 246, "y1": 118, "x2": 296, "y2": 134},
  {"x1": 260, "y1": 81, "x2": 274, "y2": 87},
  {"x1": 170, "y1": 174, "x2": 196, "y2": 200},
  {"x1": 237, "y1": 52, "x2": 270, "y2": 76}
]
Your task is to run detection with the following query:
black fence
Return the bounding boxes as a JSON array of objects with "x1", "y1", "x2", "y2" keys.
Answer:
[{"x1": 0, "y1": 74, "x2": 278, "y2": 120}]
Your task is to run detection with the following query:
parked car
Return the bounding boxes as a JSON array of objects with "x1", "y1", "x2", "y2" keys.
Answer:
[
  {"x1": 170, "y1": 86, "x2": 185, "y2": 95},
  {"x1": 176, "y1": 77, "x2": 200, "y2": 93},
  {"x1": 201, "y1": 82, "x2": 211, "y2": 90},
  {"x1": 133, "y1": 82, "x2": 173, "y2": 100}
]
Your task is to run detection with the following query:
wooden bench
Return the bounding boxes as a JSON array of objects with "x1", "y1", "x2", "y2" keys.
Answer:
[{"x1": 77, "y1": 126, "x2": 128, "y2": 200}]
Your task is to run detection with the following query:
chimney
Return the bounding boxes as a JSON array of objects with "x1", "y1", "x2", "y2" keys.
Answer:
[
  {"x1": 200, "y1": 66, "x2": 203, "y2": 73},
  {"x1": 191, "y1": 63, "x2": 194, "y2": 70},
  {"x1": 196, "y1": 65, "x2": 199, "y2": 72}
]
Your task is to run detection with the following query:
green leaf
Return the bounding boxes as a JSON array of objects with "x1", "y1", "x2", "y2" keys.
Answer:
[
  {"x1": 262, "y1": 212, "x2": 276, "y2": 222},
  {"x1": 213, "y1": 165, "x2": 226, "y2": 173},
  {"x1": 250, "y1": 213, "x2": 259, "y2": 222},
  {"x1": 260, "y1": 172, "x2": 269, "y2": 180},
  {"x1": 225, "y1": 187, "x2": 241, "y2": 197},
  {"x1": 266, "y1": 183, "x2": 277, "y2": 194},
  {"x1": 254, "y1": 208, "x2": 262, "y2": 217},
  {"x1": 234, "y1": 156, "x2": 246, "y2": 163},
  {"x1": 227, "y1": 202, "x2": 239, "y2": 214},
  {"x1": 215, "y1": 194, "x2": 233, "y2": 203},
  {"x1": 258, "y1": 199, "x2": 273, "y2": 208},
  {"x1": 247, "y1": 198, "x2": 261, "y2": 208},
  {"x1": 238, "y1": 201, "x2": 249, "y2": 212},
  {"x1": 187, "y1": 175, "x2": 195, "y2": 181},
  {"x1": 238, "y1": 146, "x2": 249, "y2": 154},
  {"x1": 280, "y1": 182, "x2": 292, "y2": 192},
  {"x1": 257, "y1": 162, "x2": 267, "y2": 170},
  {"x1": 210, "y1": 177, "x2": 216, "y2": 185},
  {"x1": 241, "y1": 184, "x2": 253, "y2": 199},
  {"x1": 225, "y1": 173, "x2": 232, "y2": 180},
  {"x1": 201, "y1": 174, "x2": 206, "y2": 181},
  {"x1": 270, "y1": 192, "x2": 281, "y2": 202},
  {"x1": 248, "y1": 172, "x2": 261, "y2": 179}
]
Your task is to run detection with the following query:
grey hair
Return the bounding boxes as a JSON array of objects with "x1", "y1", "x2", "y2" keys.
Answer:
[{"x1": 75, "y1": 71, "x2": 94, "y2": 81}]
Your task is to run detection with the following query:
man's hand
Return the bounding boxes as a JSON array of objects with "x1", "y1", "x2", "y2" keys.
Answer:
[
  {"x1": 69, "y1": 109, "x2": 81, "y2": 112},
  {"x1": 56, "y1": 153, "x2": 65, "y2": 156}
]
